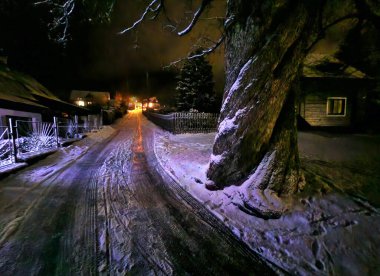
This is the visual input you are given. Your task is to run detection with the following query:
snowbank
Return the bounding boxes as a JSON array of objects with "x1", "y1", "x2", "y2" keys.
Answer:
[{"x1": 154, "y1": 129, "x2": 380, "y2": 275}]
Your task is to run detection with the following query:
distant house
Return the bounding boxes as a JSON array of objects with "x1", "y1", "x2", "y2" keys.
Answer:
[
  {"x1": 298, "y1": 54, "x2": 372, "y2": 129},
  {"x1": 142, "y1": 97, "x2": 160, "y2": 111},
  {"x1": 70, "y1": 90, "x2": 110, "y2": 108},
  {"x1": 0, "y1": 60, "x2": 85, "y2": 126}
]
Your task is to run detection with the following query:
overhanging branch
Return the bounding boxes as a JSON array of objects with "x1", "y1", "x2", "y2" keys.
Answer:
[
  {"x1": 34, "y1": 0, "x2": 76, "y2": 43},
  {"x1": 164, "y1": 34, "x2": 224, "y2": 68},
  {"x1": 307, "y1": 13, "x2": 360, "y2": 52},
  {"x1": 323, "y1": 13, "x2": 360, "y2": 31},
  {"x1": 177, "y1": 0, "x2": 212, "y2": 36},
  {"x1": 118, "y1": 0, "x2": 162, "y2": 35}
]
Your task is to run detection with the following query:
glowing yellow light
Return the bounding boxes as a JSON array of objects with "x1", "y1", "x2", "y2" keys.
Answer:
[
  {"x1": 77, "y1": 100, "x2": 85, "y2": 106},
  {"x1": 148, "y1": 102, "x2": 153, "y2": 108}
]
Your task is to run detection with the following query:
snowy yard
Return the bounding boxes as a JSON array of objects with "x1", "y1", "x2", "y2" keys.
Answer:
[{"x1": 154, "y1": 128, "x2": 380, "y2": 275}]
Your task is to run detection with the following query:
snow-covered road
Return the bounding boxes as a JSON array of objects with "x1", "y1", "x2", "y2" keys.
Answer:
[{"x1": 0, "y1": 111, "x2": 273, "y2": 275}]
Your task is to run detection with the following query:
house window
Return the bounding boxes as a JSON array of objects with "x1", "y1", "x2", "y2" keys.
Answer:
[{"x1": 327, "y1": 97, "x2": 346, "y2": 116}]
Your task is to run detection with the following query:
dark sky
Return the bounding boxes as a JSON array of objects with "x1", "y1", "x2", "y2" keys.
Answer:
[
  {"x1": 79, "y1": 0, "x2": 226, "y2": 101},
  {"x1": 3, "y1": 1, "x2": 373, "y2": 105},
  {"x1": 1, "y1": 0, "x2": 226, "y2": 104}
]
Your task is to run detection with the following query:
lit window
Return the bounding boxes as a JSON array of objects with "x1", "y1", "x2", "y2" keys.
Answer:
[
  {"x1": 77, "y1": 100, "x2": 85, "y2": 106},
  {"x1": 327, "y1": 97, "x2": 346, "y2": 116}
]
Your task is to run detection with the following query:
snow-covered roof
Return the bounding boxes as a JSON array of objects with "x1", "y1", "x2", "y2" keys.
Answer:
[
  {"x1": 0, "y1": 66, "x2": 65, "y2": 102},
  {"x1": 0, "y1": 65, "x2": 82, "y2": 111},
  {"x1": 0, "y1": 68, "x2": 47, "y2": 108},
  {"x1": 302, "y1": 54, "x2": 367, "y2": 79}
]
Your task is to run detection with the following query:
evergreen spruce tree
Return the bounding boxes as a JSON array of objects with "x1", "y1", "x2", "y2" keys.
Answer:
[{"x1": 176, "y1": 50, "x2": 215, "y2": 112}]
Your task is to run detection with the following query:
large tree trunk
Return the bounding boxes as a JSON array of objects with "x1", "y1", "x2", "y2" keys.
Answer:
[{"x1": 206, "y1": 0, "x2": 320, "y2": 218}]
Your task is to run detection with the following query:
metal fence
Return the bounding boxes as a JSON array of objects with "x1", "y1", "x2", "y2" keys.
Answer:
[
  {"x1": 144, "y1": 111, "x2": 219, "y2": 134},
  {"x1": 57, "y1": 118, "x2": 88, "y2": 140},
  {"x1": 144, "y1": 112, "x2": 175, "y2": 132},
  {"x1": 0, "y1": 116, "x2": 99, "y2": 169},
  {"x1": 15, "y1": 120, "x2": 57, "y2": 154}
]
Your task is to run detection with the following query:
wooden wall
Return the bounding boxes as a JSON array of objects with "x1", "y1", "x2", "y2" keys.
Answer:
[
  {"x1": 300, "y1": 94, "x2": 351, "y2": 126},
  {"x1": 299, "y1": 78, "x2": 368, "y2": 127}
]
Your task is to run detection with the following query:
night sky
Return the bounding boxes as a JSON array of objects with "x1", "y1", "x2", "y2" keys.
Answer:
[
  {"x1": 2, "y1": 1, "x2": 378, "y2": 105},
  {"x1": 1, "y1": 0, "x2": 226, "y2": 104}
]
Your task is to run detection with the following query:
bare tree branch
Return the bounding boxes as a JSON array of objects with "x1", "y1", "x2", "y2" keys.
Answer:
[
  {"x1": 323, "y1": 13, "x2": 360, "y2": 31},
  {"x1": 177, "y1": 0, "x2": 212, "y2": 36},
  {"x1": 34, "y1": 0, "x2": 76, "y2": 43},
  {"x1": 163, "y1": 14, "x2": 235, "y2": 68},
  {"x1": 307, "y1": 13, "x2": 360, "y2": 52},
  {"x1": 34, "y1": 0, "x2": 51, "y2": 5},
  {"x1": 118, "y1": 0, "x2": 215, "y2": 37},
  {"x1": 118, "y1": 0, "x2": 162, "y2": 35},
  {"x1": 164, "y1": 34, "x2": 224, "y2": 68}
]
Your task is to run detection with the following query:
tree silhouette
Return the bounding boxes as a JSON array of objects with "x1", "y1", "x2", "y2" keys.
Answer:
[{"x1": 176, "y1": 50, "x2": 215, "y2": 112}]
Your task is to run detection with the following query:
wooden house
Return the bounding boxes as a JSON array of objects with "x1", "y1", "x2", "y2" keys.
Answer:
[
  {"x1": 0, "y1": 60, "x2": 86, "y2": 126},
  {"x1": 298, "y1": 54, "x2": 371, "y2": 129},
  {"x1": 70, "y1": 90, "x2": 110, "y2": 108},
  {"x1": 69, "y1": 90, "x2": 112, "y2": 127}
]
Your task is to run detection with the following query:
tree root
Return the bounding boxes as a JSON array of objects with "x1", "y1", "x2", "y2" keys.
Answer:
[
  {"x1": 205, "y1": 180, "x2": 223, "y2": 191},
  {"x1": 239, "y1": 188, "x2": 285, "y2": 219}
]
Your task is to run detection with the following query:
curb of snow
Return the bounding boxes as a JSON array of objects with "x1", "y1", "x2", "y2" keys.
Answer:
[{"x1": 0, "y1": 162, "x2": 28, "y2": 177}]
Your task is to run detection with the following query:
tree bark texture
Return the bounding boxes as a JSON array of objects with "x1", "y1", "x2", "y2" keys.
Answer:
[{"x1": 207, "y1": 0, "x2": 320, "y2": 217}]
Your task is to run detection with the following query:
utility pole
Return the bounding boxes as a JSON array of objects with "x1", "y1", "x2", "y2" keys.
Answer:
[{"x1": 146, "y1": 71, "x2": 150, "y2": 95}]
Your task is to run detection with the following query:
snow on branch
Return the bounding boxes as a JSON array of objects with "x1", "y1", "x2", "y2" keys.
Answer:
[
  {"x1": 163, "y1": 15, "x2": 236, "y2": 68},
  {"x1": 34, "y1": 0, "x2": 75, "y2": 43},
  {"x1": 34, "y1": 0, "x2": 51, "y2": 4},
  {"x1": 177, "y1": 0, "x2": 212, "y2": 36},
  {"x1": 118, "y1": 0, "x2": 162, "y2": 35},
  {"x1": 164, "y1": 34, "x2": 225, "y2": 68}
]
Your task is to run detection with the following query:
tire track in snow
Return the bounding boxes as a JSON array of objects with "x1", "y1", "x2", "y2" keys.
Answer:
[
  {"x1": 0, "y1": 170, "x2": 63, "y2": 248},
  {"x1": 53, "y1": 131, "x2": 120, "y2": 275},
  {"x1": 98, "y1": 134, "x2": 174, "y2": 275},
  {"x1": 88, "y1": 113, "x2": 173, "y2": 274}
]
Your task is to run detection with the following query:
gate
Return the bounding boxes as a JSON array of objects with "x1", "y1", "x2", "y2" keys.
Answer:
[
  {"x1": 0, "y1": 126, "x2": 13, "y2": 167},
  {"x1": 15, "y1": 120, "x2": 56, "y2": 154}
]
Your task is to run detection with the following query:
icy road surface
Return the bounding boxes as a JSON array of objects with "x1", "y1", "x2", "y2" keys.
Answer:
[{"x1": 0, "y1": 111, "x2": 273, "y2": 275}]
